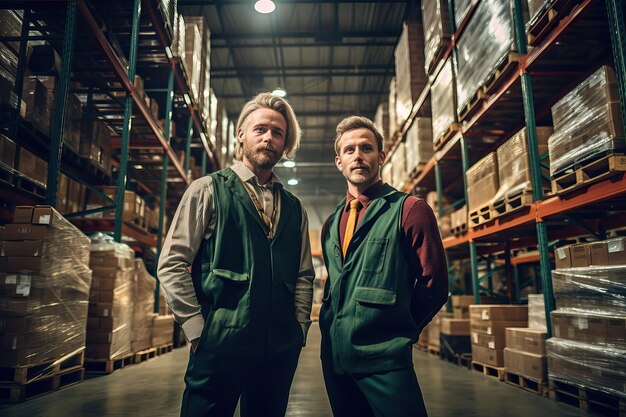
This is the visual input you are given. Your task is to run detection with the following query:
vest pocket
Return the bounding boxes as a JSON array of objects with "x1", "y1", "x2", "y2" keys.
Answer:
[
  {"x1": 210, "y1": 269, "x2": 251, "y2": 329},
  {"x1": 353, "y1": 286, "x2": 396, "y2": 358},
  {"x1": 362, "y1": 238, "x2": 388, "y2": 275}
]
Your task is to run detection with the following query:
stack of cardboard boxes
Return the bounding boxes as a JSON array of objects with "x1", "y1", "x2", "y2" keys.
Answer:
[
  {"x1": 131, "y1": 259, "x2": 156, "y2": 353},
  {"x1": 151, "y1": 314, "x2": 174, "y2": 348},
  {"x1": 470, "y1": 305, "x2": 528, "y2": 368},
  {"x1": 394, "y1": 21, "x2": 428, "y2": 127},
  {"x1": 440, "y1": 296, "x2": 472, "y2": 357},
  {"x1": 85, "y1": 236, "x2": 135, "y2": 361},
  {"x1": 404, "y1": 117, "x2": 433, "y2": 177},
  {"x1": 0, "y1": 206, "x2": 92, "y2": 367}
]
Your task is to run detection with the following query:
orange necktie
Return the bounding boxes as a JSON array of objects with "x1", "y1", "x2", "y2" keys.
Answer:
[{"x1": 342, "y1": 199, "x2": 361, "y2": 257}]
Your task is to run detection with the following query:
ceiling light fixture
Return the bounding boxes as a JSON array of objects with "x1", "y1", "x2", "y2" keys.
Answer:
[
  {"x1": 283, "y1": 160, "x2": 296, "y2": 168},
  {"x1": 254, "y1": 0, "x2": 276, "y2": 14},
  {"x1": 272, "y1": 87, "x2": 287, "y2": 97},
  {"x1": 287, "y1": 178, "x2": 299, "y2": 186}
]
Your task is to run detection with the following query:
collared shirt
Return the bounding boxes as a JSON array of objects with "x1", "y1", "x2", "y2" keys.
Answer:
[
  {"x1": 157, "y1": 160, "x2": 315, "y2": 343},
  {"x1": 326, "y1": 179, "x2": 448, "y2": 330}
]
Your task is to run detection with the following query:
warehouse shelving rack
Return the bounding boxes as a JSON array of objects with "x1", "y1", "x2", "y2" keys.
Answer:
[
  {"x1": 0, "y1": 0, "x2": 219, "y2": 309},
  {"x1": 386, "y1": 0, "x2": 626, "y2": 336}
]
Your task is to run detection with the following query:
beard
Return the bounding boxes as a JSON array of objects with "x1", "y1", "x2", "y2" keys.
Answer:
[
  {"x1": 243, "y1": 144, "x2": 280, "y2": 170},
  {"x1": 342, "y1": 166, "x2": 378, "y2": 186}
]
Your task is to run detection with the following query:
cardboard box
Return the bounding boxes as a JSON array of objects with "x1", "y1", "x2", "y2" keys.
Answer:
[
  {"x1": 89, "y1": 252, "x2": 134, "y2": 269},
  {"x1": 470, "y1": 320, "x2": 528, "y2": 336},
  {"x1": 13, "y1": 206, "x2": 34, "y2": 223},
  {"x1": 3, "y1": 224, "x2": 48, "y2": 241},
  {"x1": 88, "y1": 303, "x2": 114, "y2": 318},
  {"x1": 471, "y1": 331, "x2": 506, "y2": 350},
  {"x1": 466, "y1": 152, "x2": 498, "y2": 211},
  {"x1": 441, "y1": 318, "x2": 470, "y2": 335},
  {"x1": 18, "y1": 147, "x2": 48, "y2": 185},
  {"x1": 0, "y1": 133, "x2": 16, "y2": 168},
  {"x1": 6, "y1": 256, "x2": 43, "y2": 273},
  {"x1": 469, "y1": 305, "x2": 528, "y2": 322},
  {"x1": 589, "y1": 238, "x2": 626, "y2": 266},
  {"x1": 551, "y1": 311, "x2": 626, "y2": 345},
  {"x1": 3, "y1": 241, "x2": 43, "y2": 257},
  {"x1": 505, "y1": 327, "x2": 546, "y2": 355},
  {"x1": 32, "y1": 206, "x2": 65, "y2": 226},
  {"x1": 504, "y1": 348, "x2": 547, "y2": 381},
  {"x1": 555, "y1": 243, "x2": 591, "y2": 269},
  {"x1": 472, "y1": 344, "x2": 504, "y2": 367}
]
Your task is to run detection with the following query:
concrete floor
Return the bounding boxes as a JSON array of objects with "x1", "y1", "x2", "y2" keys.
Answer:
[{"x1": 1, "y1": 323, "x2": 590, "y2": 417}]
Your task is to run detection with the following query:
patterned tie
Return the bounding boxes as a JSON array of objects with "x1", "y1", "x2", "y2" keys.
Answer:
[{"x1": 342, "y1": 199, "x2": 361, "y2": 258}]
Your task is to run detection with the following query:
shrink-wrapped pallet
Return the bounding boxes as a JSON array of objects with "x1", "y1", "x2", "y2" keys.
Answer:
[
  {"x1": 394, "y1": 21, "x2": 428, "y2": 126},
  {"x1": 390, "y1": 142, "x2": 407, "y2": 190},
  {"x1": 466, "y1": 152, "x2": 499, "y2": 212},
  {"x1": 455, "y1": 0, "x2": 517, "y2": 116},
  {"x1": 454, "y1": 0, "x2": 477, "y2": 29},
  {"x1": 526, "y1": 0, "x2": 550, "y2": 28},
  {"x1": 132, "y1": 259, "x2": 156, "y2": 353},
  {"x1": 405, "y1": 117, "x2": 433, "y2": 175},
  {"x1": 374, "y1": 101, "x2": 389, "y2": 140},
  {"x1": 527, "y1": 293, "x2": 547, "y2": 331},
  {"x1": 0, "y1": 206, "x2": 92, "y2": 366},
  {"x1": 547, "y1": 66, "x2": 625, "y2": 178},
  {"x1": 183, "y1": 20, "x2": 202, "y2": 103},
  {"x1": 494, "y1": 127, "x2": 552, "y2": 202},
  {"x1": 431, "y1": 58, "x2": 457, "y2": 146},
  {"x1": 422, "y1": 0, "x2": 451, "y2": 73},
  {"x1": 388, "y1": 78, "x2": 398, "y2": 140}
]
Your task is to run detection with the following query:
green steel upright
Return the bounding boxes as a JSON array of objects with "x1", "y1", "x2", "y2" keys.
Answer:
[
  {"x1": 154, "y1": 68, "x2": 175, "y2": 313},
  {"x1": 114, "y1": 0, "x2": 141, "y2": 242},
  {"x1": 201, "y1": 150, "x2": 207, "y2": 176},
  {"x1": 606, "y1": 0, "x2": 626, "y2": 124},
  {"x1": 460, "y1": 135, "x2": 480, "y2": 304},
  {"x1": 46, "y1": 2, "x2": 77, "y2": 206},
  {"x1": 512, "y1": 0, "x2": 555, "y2": 334}
]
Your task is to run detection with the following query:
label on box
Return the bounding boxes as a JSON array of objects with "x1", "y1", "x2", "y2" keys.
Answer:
[
  {"x1": 608, "y1": 239, "x2": 624, "y2": 253},
  {"x1": 488, "y1": 341, "x2": 495, "y2": 349},
  {"x1": 576, "y1": 318, "x2": 588, "y2": 329},
  {"x1": 473, "y1": 333, "x2": 478, "y2": 344},
  {"x1": 556, "y1": 248, "x2": 567, "y2": 260},
  {"x1": 16, "y1": 275, "x2": 31, "y2": 296},
  {"x1": 481, "y1": 310, "x2": 489, "y2": 320},
  {"x1": 12, "y1": 336, "x2": 17, "y2": 350},
  {"x1": 554, "y1": 325, "x2": 560, "y2": 337},
  {"x1": 5, "y1": 275, "x2": 17, "y2": 284},
  {"x1": 103, "y1": 308, "x2": 109, "y2": 317},
  {"x1": 487, "y1": 326, "x2": 493, "y2": 335},
  {"x1": 37, "y1": 214, "x2": 51, "y2": 224}
]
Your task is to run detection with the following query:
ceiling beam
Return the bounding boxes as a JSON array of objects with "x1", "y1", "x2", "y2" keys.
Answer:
[
  {"x1": 212, "y1": 70, "x2": 391, "y2": 79},
  {"x1": 211, "y1": 31, "x2": 397, "y2": 40},
  {"x1": 211, "y1": 41, "x2": 395, "y2": 49}
]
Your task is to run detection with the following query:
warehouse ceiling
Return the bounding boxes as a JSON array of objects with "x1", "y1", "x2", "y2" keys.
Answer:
[{"x1": 180, "y1": 0, "x2": 419, "y2": 199}]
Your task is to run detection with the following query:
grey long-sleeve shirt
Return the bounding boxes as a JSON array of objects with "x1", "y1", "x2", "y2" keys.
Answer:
[{"x1": 157, "y1": 161, "x2": 315, "y2": 344}]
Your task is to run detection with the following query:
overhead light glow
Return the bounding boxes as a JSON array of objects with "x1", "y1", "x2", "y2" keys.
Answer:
[
  {"x1": 287, "y1": 178, "x2": 299, "y2": 186},
  {"x1": 283, "y1": 160, "x2": 296, "y2": 168},
  {"x1": 255, "y1": 0, "x2": 276, "y2": 14},
  {"x1": 272, "y1": 87, "x2": 287, "y2": 97},
  {"x1": 133, "y1": 164, "x2": 143, "y2": 170}
]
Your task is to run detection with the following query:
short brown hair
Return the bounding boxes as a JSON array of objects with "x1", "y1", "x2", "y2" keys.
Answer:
[
  {"x1": 334, "y1": 115, "x2": 384, "y2": 155},
  {"x1": 235, "y1": 92, "x2": 301, "y2": 160}
]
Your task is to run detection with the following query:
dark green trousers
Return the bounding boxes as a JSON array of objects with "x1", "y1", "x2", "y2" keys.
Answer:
[
  {"x1": 181, "y1": 347, "x2": 301, "y2": 417},
  {"x1": 321, "y1": 360, "x2": 428, "y2": 417}
]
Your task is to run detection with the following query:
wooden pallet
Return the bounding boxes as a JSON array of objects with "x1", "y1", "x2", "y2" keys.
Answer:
[
  {"x1": 492, "y1": 191, "x2": 534, "y2": 217},
  {"x1": 549, "y1": 378, "x2": 626, "y2": 417},
  {"x1": 155, "y1": 344, "x2": 173, "y2": 356},
  {"x1": 0, "y1": 367, "x2": 84, "y2": 403},
  {"x1": 451, "y1": 223, "x2": 468, "y2": 236},
  {"x1": 441, "y1": 352, "x2": 472, "y2": 369},
  {"x1": 434, "y1": 122, "x2": 461, "y2": 151},
  {"x1": 505, "y1": 371, "x2": 548, "y2": 397},
  {"x1": 471, "y1": 361, "x2": 506, "y2": 381},
  {"x1": 133, "y1": 347, "x2": 157, "y2": 364},
  {"x1": 427, "y1": 345, "x2": 441, "y2": 357},
  {"x1": 15, "y1": 175, "x2": 47, "y2": 198},
  {"x1": 0, "y1": 163, "x2": 15, "y2": 186},
  {"x1": 426, "y1": 39, "x2": 451, "y2": 76},
  {"x1": 468, "y1": 203, "x2": 495, "y2": 227},
  {"x1": 527, "y1": 0, "x2": 579, "y2": 46},
  {"x1": 84, "y1": 352, "x2": 134, "y2": 374},
  {"x1": 481, "y1": 51, "x2": 520, "y2": 97},
  {"x1": 458, "y1": 90, "x2": 483, "y2": 122},
  {"x1": 0, "y1": 350, "x2": 84, "y2": 385},
  {"x1": 551, "y1": 154, "x2": 626, "y2": 195}
]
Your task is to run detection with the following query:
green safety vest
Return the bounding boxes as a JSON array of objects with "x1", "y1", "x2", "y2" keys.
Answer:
[
  {"x1": 320, "y1": 184, "x2": 419, "y2": 374},
  {"x1": 191, "y1": 168, "x2": 303, "y2": 371}
]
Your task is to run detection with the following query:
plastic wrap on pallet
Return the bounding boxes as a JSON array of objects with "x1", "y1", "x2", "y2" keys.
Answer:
[
  {"x1": 184, "y1": 19, "x2": 202, "y2": 102},
  {"x1": 185, "y1": 16, "x2": 211, "y2": 120},
  {"x1": 381, "y1": 162, "x2": 393, "y2": 186},
  {"x1": 0, "y1": 207, "x2": 92, "y2": 366},
  {"x1": 388, "y1": 78, "x2": 398, "y2": 139},
  {"x1": 375, "y1": 101, "x2": 389, "y2": 140},
  {"x1": 547, "y1": 66, "x2": 625, "y2": 178},
  {"x1": 526, "y1": 0, "x2": 550, "y2": 28},
  {"x1": 86, "y1": 233, "x2": 135, "y2": 360},
  {"x1": 466, "y1": 152, "x2": 499, "y2": 211},
  {"x1": 172, "y1": 12, "x2": 186, "y2": 59},
  {"x1": 527, "y1": 294, "x2": 547, "y2": 331},
  {"x1": 405, "y1": 117, "x2": 433, "y2": 175},
  {"x1": 395, "y1": 21, "x2": 427, "y2": 126},
  {"x1": 0, "y1": 42, "x2": 17, "y2": 79},
  {"x1": 454, "y1": 0, "x2": 477, "y2": 29},
  {"x1": 494, "y1": 127, "x2": 552, "y2": 202},
  {"x1": 551, "y1": 266, "x2": 626, "y2": 317},
  {"x1": 546, "y1": 338, "x2": 626, "y2": 400},
  {"x1": 431, "y1": 58, "x2": 457, "y2": 144},
  {"x1": 422, "y1": 0, "x2": 451, "y2": 72},
  {"x1": 455, "y1": 0, "x2": 516, "y2": 116},
  {"x1": 391, "y1": 142, "x2": 407, "y2": 189},
  {"x1": 132, "y1": 259, "x2": 156, "y2": 353},
  {"x1": 551, "y1": 310, "x2": 626, "y2": 347}
]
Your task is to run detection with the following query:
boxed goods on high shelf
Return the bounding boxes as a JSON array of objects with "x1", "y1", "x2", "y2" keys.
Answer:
[
  {"x1": 421, "y1": 0, "x2": 451, "y2": 74},
  {"x1": 388, "y1": 78, "x2": 398, "y2": 140},
  {"x1": 426, "y1": 191, "x2": 451, "y2": 238},
  {"x1": 454, "y1": 0, "x2": 478, "y2": 29},
  {"x1": 0, "y1": 134, "x2": 16, "y2": 169},
  {"x1": 183, "y1": 18, "x2": 202, "y2": 103},
  {"x1": 84, "y1": 186, "x2": 143, "y2": 224},
  {"x1": 470, "y1": 305, "x2": 528, "y2": 367},
  {"x1": 455, "y1": 0, "x2": 519, "y2": 118},
  {"x1": 431, "y1": 57, "x2": 457, "y2": 149},
  {"x1": 79, "y1": 118, "x2": 112, "y2": 177},
  {"x1": 172, "y1": 12, "x2": 186, "y2": 61},
  {"x1": 547, "y1": 261, "x2": 626, "y2": 400},
  {"x1": 548, "y1": 66, "x2": 625, "y2": 190},
  {"x1": 375, "y1": 102, "x2": 389, "y2": 140},
  {"x1": 394, "y1": 21, "x2": 428, "y2": 127},
  {"x1": 404, "y1": 117, "x2": 433, "y2": 176},
  {"x1": 183, "y1": 16, "x2": 211, "y2": 124},
  {"x1": 0, "y1": 206, "x2": 92, "y2": 368},
  {"x1": 132, "y1": 259, "x2": 156, "y2": 353},
  {"x1": 0, "y1": 9, "x2": 21, "y2": 111},
  {"x1": 466, "y1": 152, "x2": 498, "y2": 223},
  {"x1": 390, "y1": 142, "x2": 407, "y2": 190},
  {"x1": 381, "y1": 162, "x2": 393, "y2": 187},
  {"x1": 85, "y1": 234, "x2": 135, "y2": 361},
  {"x1": 16, "y1": 147, "x2": 47, "y2": 187},
  {"x1": 493, "y1": 127, "x2": 552, "y2": 210}
]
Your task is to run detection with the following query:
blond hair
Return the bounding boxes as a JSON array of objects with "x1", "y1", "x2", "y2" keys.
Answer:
[
  {"x1": 235, "y1": 92, "x2": 301, "y2": 160},
  {"x1": 334, "y1": 115, "x2": 384, "y2": 155}
]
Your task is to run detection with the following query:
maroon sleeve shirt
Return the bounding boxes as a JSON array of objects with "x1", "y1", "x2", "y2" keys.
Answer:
[{"x1": 322, "y1": 180, "x2": 448, "y2": 331}]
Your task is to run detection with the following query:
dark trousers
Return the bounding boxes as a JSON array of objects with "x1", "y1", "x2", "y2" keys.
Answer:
[
  {"x1": 181, "y1": 347, "x2": 301, "y2": 417},
  {"x1": 321, "y1": 360, "x2": 428, "y2": 417}
]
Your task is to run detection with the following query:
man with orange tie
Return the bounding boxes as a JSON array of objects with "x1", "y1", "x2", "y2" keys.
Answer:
[{"x1": 319, "y1": 116, "x2": 448, "y2": 417}]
